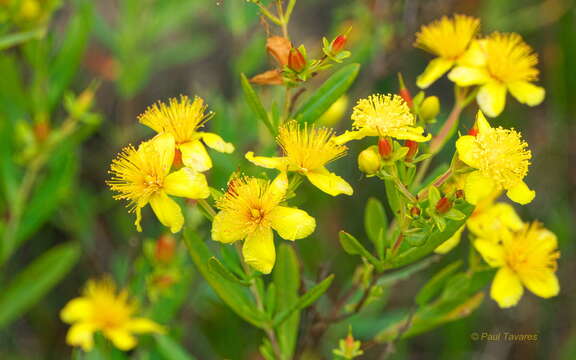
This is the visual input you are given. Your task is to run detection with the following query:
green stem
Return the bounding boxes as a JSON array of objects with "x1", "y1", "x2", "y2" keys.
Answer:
[{"x1": 197, "y1": 199, "x2": 216, "y2": 220}]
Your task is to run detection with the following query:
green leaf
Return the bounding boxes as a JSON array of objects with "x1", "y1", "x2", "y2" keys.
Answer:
[
  {"x1": 272, "y1": 274, "x2": 334, "y2": 327},
  {"x1": 364, "y1": 197, "x2": 388, "y2": 259},
  {"x1": 416, "y1": 261, "x2": 462, "y2": 306},
  {"x1": 339, "y1": 231, "x2": 382, "y2": 271},
  {"x1": 384, "y1": 179, "x2": 401, "y2": 217},
  {"x1": 0, "y1": 28, "x2": 46, "y2": 51},
  {"x1": 0, "y1": 242, "x2": 80, "y2": 329},
  {"x1": 154, "y1": 334, "x2": 197, "y2": 360},
  {"x1": 427, "y1": 186, "x2": 441, "y2": 207},
  {"x1": 240, "y1": 73, "x2": 276, "y2": 136},
  {"x1": 295, "y1": 63, "x2": 360, "y2": 124},
  {"x1": 208, "y1": 257, "x2": 251, "y2": 286},
  {"x1": 385, "y1": 201, "x2": 474, "y2": 269},
  {"x1": 48, "y1": 1, "x2": 93, "y2": 110},
  {"x1": 273, "y1": 244, "x2": 300, "y2": 359},
  {"x1": 183, "y1": 229, "x2": 269, "y2": 328}
]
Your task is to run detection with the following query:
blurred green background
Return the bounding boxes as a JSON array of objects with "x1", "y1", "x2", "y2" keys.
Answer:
[{"x1": 0, "y1": 0, "x2": 574, "y2": 359}]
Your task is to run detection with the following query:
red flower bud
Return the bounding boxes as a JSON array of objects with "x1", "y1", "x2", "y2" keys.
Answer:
[
  {"x1": 410, "y1": 206, "x2": 421, "y2": 217},
  {"x1": 155, "y1": 235, "x2": 176, "y2": 263},
  {"x1": 378, "y1": 137, "x2": 392, "y2": 158},
  {"x1": 435, "y1": 197, "x2": 453, "y2": 214},
  {"x1": 468, "y1": 127, "x2": 478, "y2": 136},
  {"x1": 34, "y1": 121, "x2": 50, "y2": 143},
  {"x1": 288, "y1": 48, "x2": 306, "y2": 72},
  {"x1": 331, "y1": 34, "x2": 347, "y2": 53},
  {"x1": 455, "y1": 189, "x2": 465, "y2": 199},
  {"x1": 173, "y1": 148, "x2": 183, "y2": 168},
  {"x1": 397, "y1": 73, "x2": 413, "y2": 108},
  {"x1": 404, "y1": 140, "x2": 418, "y2": 161}
]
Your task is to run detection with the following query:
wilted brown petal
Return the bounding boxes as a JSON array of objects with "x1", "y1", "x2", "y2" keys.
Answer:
[
  {"x1": 266, "y1": 36, "x2": 291, "y2": 66},
  {"x1": 250, "y1": 69, "x2": 284, "y2": 85}
]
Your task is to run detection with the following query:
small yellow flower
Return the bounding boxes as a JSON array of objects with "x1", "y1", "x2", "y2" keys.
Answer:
[
  {"x1": 414, "y1": 14, "x2": 480, "y2": 88},
  {"x1": 211, "y1": 172, "x2": 316, "y2": 274},
  {"x1": 246, "y1": 121, "x2": 353, "y2": 196},
  {"x1": 448, "y1": 32, "x2": 545, "y2": 117},
  {"x1": 107, "y1": 133, "x2": 210, "y2": 233},
  {"x1": 138, "y1": 95, "x2": 234, "y2": 172},
  {"x1": 474, "y1": 223, "x2": 560, "y2": 308},
  {"x1": 60, "y1": 277, "x2": 163, "y2": 351},
  {"x1": 456, "y1": 111, "x2": 535, "y2": 205},
  {"x1": 333, "y1": 94, "x2": 431, "y2": 145}
]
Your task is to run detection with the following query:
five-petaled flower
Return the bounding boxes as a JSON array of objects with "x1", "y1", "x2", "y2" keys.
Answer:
[
  {"x1": 333, "y1": 94, "x2": 431, "y2": 145},
  {"x1": 414, "y1": 14, "x2": 480, "y2": 89},
  {"x1": 107, "y1": 133, "x2": 210, "y2": 233},
  {"x1": 138, "y1": 95, "x2": 234, "y2": 172},
  {"x1": 211, "y1": 172, "x2": 316, "y2": 274},
  {"x1": 449, "y1": 32, "x2": 545, "y2": 117},
  {"x1": 474, "y1": 222, "x2": 560, "y2": 308},
  {"x1": 246, "y1": 120, "x2": 353, "y2": 196},
  {"x1": 60, "y1": 277, "x2": 163, "y2": 351},
  {"x1": 456, "y1": 111, "x2": 535, "y2": 205}
]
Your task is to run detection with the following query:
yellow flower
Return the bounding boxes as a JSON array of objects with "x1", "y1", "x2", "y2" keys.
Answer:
[
  {"x1": 108, "y1": 133, "x2": 210, "y2": 233},
  {"x1": 456, "y1": 111, "x2": 535, "y2": 205},
  {"x1": 434, "y1": 225, "x2": 465, "y2": 254},
  {"x1": 333, "y1": 94, "x2": 431, "y2": 145},
  {"x1": 414, "y1": 14, "x2": 480, "y2": 88},
  {"x1": 448, "y1": 32, "x2": 545, "y2": 117},
  {"x1": 138, "y1": 95, "x2": 234, "y2": 172},
  {"x1": 211, "y1": 172, "x2": 316, "y2": 274},
  {"x1": 246, "y1": 121, "x2": 353, "y2": 196},
  {"x1": 60, "y1": 277, "x2": 163, "y2": 351},
  {"x1": 474, "y1": 223, "x2": 560, "y2": 308}
]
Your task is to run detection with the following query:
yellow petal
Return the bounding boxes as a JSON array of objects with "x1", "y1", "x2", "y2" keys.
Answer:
[
  {"x1": 434, "y1": 225, "x2": 464, "y2": 254},
  {"x1": 456, "y1": 40, "x2": 487, "y2": 67},
  {"x1": 200, "y1": 132, "x2": 235, "y2": 153},
  {"x1": 104, "y1": 328, "x2": 137, "y2": 351},
  {"x1": 508, "y1": 81, "x2": 545, "y2": 106},
  {"x1": 269, "y1": 206, "x2": 316, "y2": 241},
  {"x1": 519, "y1": 269, "x2": 559, "y2": 299},
  {"x1": 60, "y1": 298, "x2": 92, "y2": 323},
  {"x1": 306, "y1": 168, "x2": 353, "y2": 196},
  {"x1": 477, "y1": 82, "x2": 507, "y2": 118},
  {"x1": 211, "y1": 211, "x2": 248, "y2": 243},
  {"x1": 534, "y1": 228, "x2": 558, "y2": 253},
  {"x1": 264, "y1": 171, "x2": 288, "y2": 206},
  {"x1": 475, "y1": 110, "x2": 491, "y2": 134},
  {"x1": 416, "y1": 57, "x2": 454, "y2": 89},
  {"x1": 506, "y1": 181, "x2": 535, "y2": 205},
  {"x1": 164, "y1": 167, "x2": 210, "y2": 199},
  {"x1": 243, "y1": 227, "x2": 275, "y2": 274},
  {"x1": 464, "y1": 171, "x2": 496, "y2": 205},
  {"x1": 146, "y1": 133, "x2": 176, "y2": 175},
  {"x1": 496, "y1": 203, "x2": 524, "y2": 231},
  {"x1": 245, "y1": 151, "x2": 288, "y2": 170},
  {"x1": 149, "y1": 192, "x2": 184, "y2": 233},
  {"x1": 448, "y1": 66, "x2": 490, "y2": 86},
  {"x1": 388, "y1": 126, "x2": 432, "y2": 142},
  {"x1": 332, "y1": 130, "x2": 368, "y2": 145},
  {"x1": 66, "y1": 323, "x2": 95, "y2": 351},
  {"x1": 491, "y1": 267, "x2": 524, "y2": 308},
  {"x1": 135, "y1": 206, "x2": 143, "y2": 232},
  {"x1": 455, "y1": 135, "x2": 479, "y2": 167},
  {"x1": 474, "y1": 238, "x2": 505, "y2": 267},
  {"x1": 128, "y1": 318, "x2": 165, "y2": 334},
  {"x1": 180, "y1": 140, "x2": 212, "y2": 172}
]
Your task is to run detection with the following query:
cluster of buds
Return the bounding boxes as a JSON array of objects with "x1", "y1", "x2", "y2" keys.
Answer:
[
  {"x1": 397, "y1": 73, "x2": 440, "y2": 124},
  {"x1": 251, "y1": 31, "x2": 351, "y2": 86},
  {"x1": 332, "y1": 327, "x2": 364, "y2": 359}
]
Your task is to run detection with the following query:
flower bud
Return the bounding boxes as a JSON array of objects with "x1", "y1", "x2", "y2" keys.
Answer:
[
  {"x1": 358, "y1": 146, "x2": 381, "y2": 175},
  {"x1": 397, "y1": 73, "x2": 413, "y2": 108},
  {"x1": 378, "y1": 138, "x2": 392, "y2": 158},
  {"x1": 331, "y1": 34, "x2": 347, "y2": 53},
  {"x1": 435, "y1": 197, "x2": 453, "y2": 214},
  {"x1": 173, "y1": 148, "x2": 183, "y2": 168},
  {"x1": 420, "y1": 96, "x2": 440, "y2": 121},
  {"x1": 455, "y1": 189, "x2": 465, "y2": 199},
  {"x1": 288, "y1": 48, "x2": 306, "y2": 72},
  {"x1": 410, "y1": 206, "x2": 421, "y2": 217},
  {"x1": 33, "y1": 120, "x2": 50, "y2": 143},
  {"x1": 404, "y1": 140, "x2": 418, "y2": 161},
  {"x1": 155, "y1": 235, "x2": 176, "y2": 263},
  {"x1": 468, "y1": 127, "x2": 478, "y2": 136}
]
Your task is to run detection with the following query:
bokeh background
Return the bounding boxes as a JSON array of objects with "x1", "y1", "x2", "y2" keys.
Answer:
[{"x1": 0, "y1": 0, "x2": 575, "y2": 359}]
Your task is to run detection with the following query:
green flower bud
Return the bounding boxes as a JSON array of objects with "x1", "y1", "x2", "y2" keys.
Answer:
[
  {"x1": 420, "y1": 96, "x2": 440, "y2": 120},
  {"x1": 358, "y1": 145, "x2": 380, "y2": 175}
]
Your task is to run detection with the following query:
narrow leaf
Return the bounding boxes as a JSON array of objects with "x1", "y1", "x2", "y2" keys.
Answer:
[
  {"x1": 364, "y1": 197, "x2": 388, "y2": 258},
  {"x1": 0, "y1": 242, "x2": 80, "y2": 329},
  {"x1": 339, "y1": 231, "x2": 382, "y2": 271},
  {"x1": 272, "y1": 274, "x2": 334, "y2": 327},
  {"x1": 240, "y1": 73, "x2": 276, "y2": 135},
  {"x1": 295, "y1": 63, "x2": 360, "y2": 124},
  {"x1": 154, "y1": 334, "x2": 197, "y2": 360},
  {"x1": 208, "y1": 257, "x2": 251, "y2": 286},
  {"x1": 416, "y1": 261, "x2": 462, "y2": 306}
]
